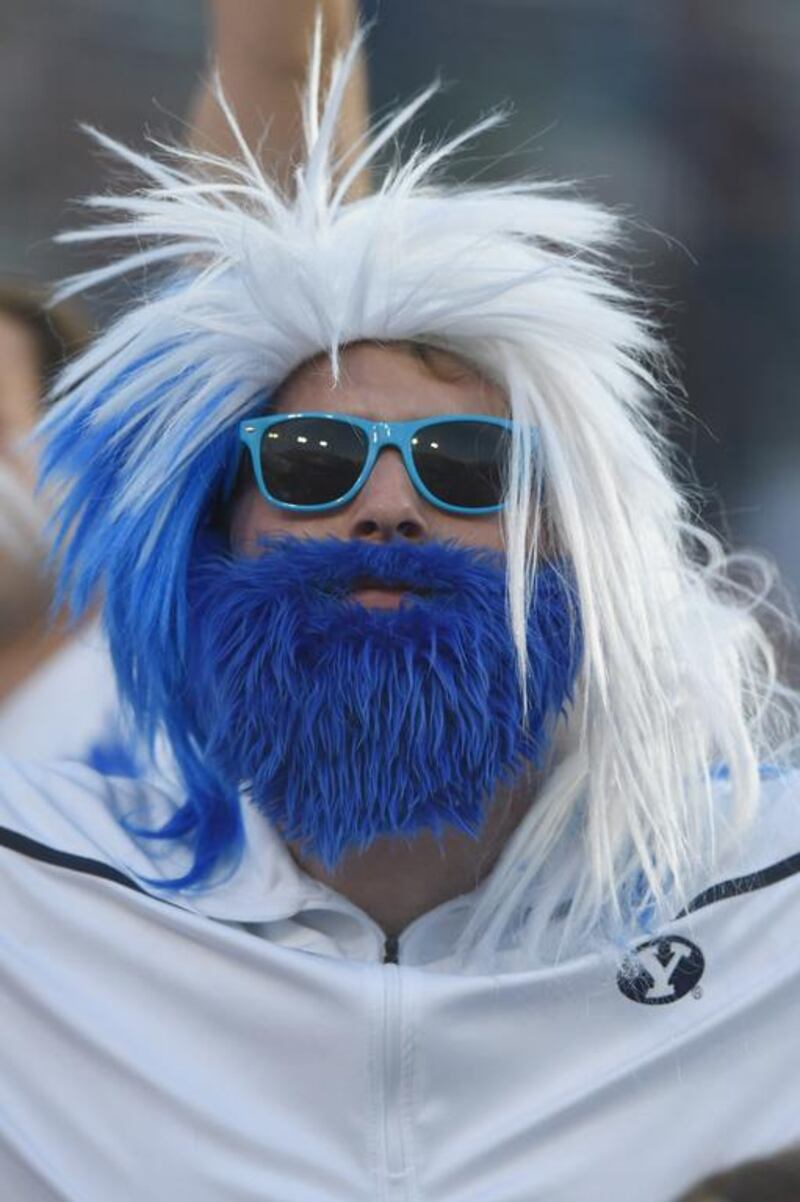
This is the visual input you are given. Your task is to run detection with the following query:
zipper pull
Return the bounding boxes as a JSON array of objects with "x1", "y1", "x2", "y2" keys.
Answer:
[{"x1": 383, "y1": 933, "x2": 399, "y2": 964}]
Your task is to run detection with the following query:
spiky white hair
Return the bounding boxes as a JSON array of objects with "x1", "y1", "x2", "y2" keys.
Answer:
[{"x1": 39, "y1": 26, "x2": 800, "y2": 970}]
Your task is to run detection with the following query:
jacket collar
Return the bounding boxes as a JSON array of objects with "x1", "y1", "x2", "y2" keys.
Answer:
[{"x1": 127, "y1": 791, "x2": 488, "y2": 967}]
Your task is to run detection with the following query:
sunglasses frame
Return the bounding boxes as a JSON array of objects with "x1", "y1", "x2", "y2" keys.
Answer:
[{"x1": 238, "y1": 412, "x2": 515, "y2": 515}]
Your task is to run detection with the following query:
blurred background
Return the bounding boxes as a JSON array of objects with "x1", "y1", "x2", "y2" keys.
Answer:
[{"x1": 1, "y1": 0, "x2": 798, "y2": 604}]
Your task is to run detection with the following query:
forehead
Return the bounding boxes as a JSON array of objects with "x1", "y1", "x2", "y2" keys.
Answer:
[{"x1": 272, "y1": 343, "x2": 508, "y2": 422}]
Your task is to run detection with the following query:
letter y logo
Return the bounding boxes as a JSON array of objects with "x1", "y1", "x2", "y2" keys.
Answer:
[{"x1": 617, "y1": 936, "x2": 705, "y2": 1004}]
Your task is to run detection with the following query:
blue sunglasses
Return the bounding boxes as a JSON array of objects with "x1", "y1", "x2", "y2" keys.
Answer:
[{"x1": 238, "y1": 412, "x2": 515, "y2": 515}]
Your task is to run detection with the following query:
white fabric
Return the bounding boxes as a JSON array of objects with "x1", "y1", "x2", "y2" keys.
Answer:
[
  {"x1": 0, "y1": 758, "x2": 798, "y2": 1201},
  {"x1": 0, "y1": 622, "x2": 120, "y2": 760}
]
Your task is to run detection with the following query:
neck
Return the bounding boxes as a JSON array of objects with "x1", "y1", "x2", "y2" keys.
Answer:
[{"x1": 286, "y1": 771, "x2": 539, "y2": 939}]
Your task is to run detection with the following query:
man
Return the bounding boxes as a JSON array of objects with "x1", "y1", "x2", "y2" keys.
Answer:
[{"x1": 0, "y1": 25, "x2": 798, "y2": 1202}]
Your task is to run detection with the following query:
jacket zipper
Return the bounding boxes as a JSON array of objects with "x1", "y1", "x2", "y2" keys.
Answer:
[{"x1": 380, "y1": 961, "x2": 410, "y2": 1200}]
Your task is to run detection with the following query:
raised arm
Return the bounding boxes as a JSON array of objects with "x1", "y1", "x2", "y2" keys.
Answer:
[{"x1": 187, "y1": 0, "x2": 370, "y2": 197}]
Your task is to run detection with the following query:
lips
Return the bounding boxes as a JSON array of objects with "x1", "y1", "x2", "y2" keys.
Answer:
[
  {"x1": 349, "y1": 576, "x2": 433, "y2": 595},
  {"x1": 318, "y1": 577, "x2": 432, "y2": 607},
  {"x1": 350, "y1": 577, "x2": 411, "y2": 593},
  {"x1": 344, "y1": 577, "x2": 433, "y2": 608}
]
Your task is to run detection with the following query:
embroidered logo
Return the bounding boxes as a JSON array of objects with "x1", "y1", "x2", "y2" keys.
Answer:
[{"x1": 617, "y1": 936, "x2": 705, "y2": 1005}]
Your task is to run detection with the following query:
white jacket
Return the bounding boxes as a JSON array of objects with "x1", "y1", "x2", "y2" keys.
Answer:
[{"x1": 0, "y1": 757, "x2": 798, "y2": 1202}]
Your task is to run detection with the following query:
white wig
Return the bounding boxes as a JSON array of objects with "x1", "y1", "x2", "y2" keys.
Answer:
[{"x1": 39, "y1": 27, "x2": 800, "y2": 970}]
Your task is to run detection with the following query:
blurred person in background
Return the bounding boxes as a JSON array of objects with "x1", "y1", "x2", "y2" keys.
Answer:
[
  {"x1": 0, "y1": 5, "x2": 798, "y2": 1202},
  {"x1": 0, "y1": 281, "x2": 124, "y2": 758},
  {"x1": 0, "y1": 283, "x2": 81, "y2": 646}
]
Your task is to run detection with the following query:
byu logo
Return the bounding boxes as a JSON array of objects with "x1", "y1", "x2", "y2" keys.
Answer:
[{"x1": 617, "y1": 936, "x2": 705, "y2": 1005}]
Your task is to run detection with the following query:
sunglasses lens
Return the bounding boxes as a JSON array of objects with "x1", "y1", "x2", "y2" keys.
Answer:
[
  {"x1": 259, "y1": 417, "x2": 368, "y2": 506},
  {"x1": 411, "y1": 420, "x2": 509, "y2": 509}
]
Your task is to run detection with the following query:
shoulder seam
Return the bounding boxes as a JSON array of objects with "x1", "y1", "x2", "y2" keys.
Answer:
[
  {"x1": 676, "y1": 851, "x2": 800, "y2": 919},
  {"x1": 3, "y1": 824, "x2": 797, "y2": 923},
  {"x1": 0, "y1": 824, "x2": 147, "y2": 895}
]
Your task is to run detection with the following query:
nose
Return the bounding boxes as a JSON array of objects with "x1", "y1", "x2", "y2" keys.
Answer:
[{"x1": 346, "y1": 448, "x2": 430, "y2": 542}]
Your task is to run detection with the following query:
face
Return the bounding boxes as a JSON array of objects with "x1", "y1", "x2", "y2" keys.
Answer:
[
  {"x1": 181, "y1": 342, "x2": 579, "y2": 871},
  {"x1": 230, "y1": 343, "x2": 508, "y2": 607},
  {"x1": 0, "y1": 312, "x2": 41, "y2": 489}
]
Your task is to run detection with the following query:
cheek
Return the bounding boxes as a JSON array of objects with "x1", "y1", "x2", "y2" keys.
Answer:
[
  {"x1": 229, "y1": 488, "x2": 282, "y2": 556},
  {"x1": 433, "y1": 512, "x2": 506, "y2": 552},
  {"x1": 229, "y1": 486, "x2": 341, "y2": 556},
  {"x1": 0, "y1": 361, "x2": 41, "y2": 435}
]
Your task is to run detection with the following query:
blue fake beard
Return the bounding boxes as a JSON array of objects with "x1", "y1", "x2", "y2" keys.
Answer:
[{"x1": 184, "y1": 535, "x2": 581, "y2": 873}]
